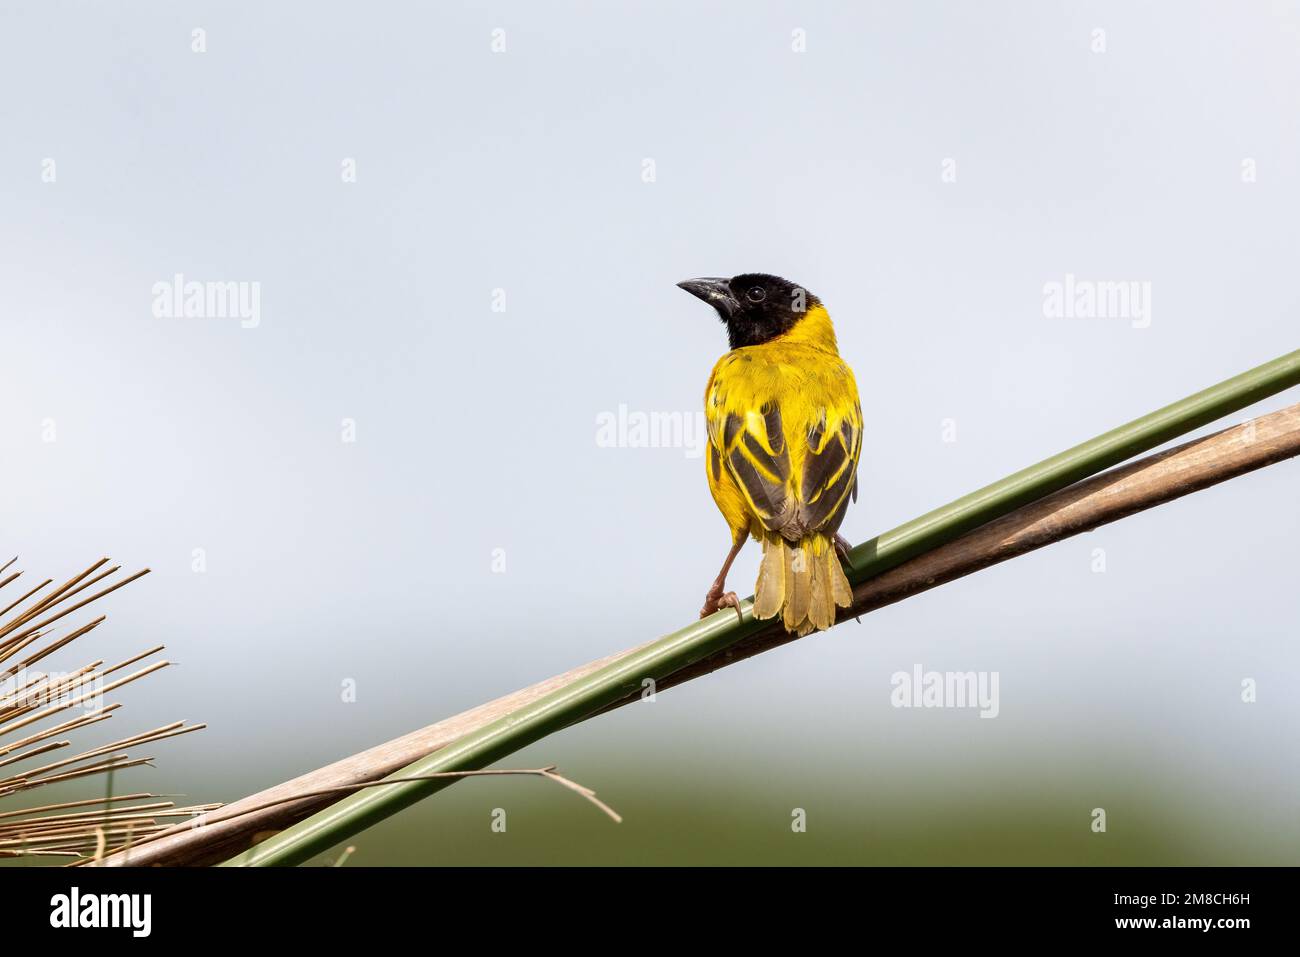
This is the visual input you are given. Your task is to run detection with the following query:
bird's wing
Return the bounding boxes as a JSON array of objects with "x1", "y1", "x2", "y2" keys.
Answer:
[{"x1": 706, "y1": 351, "x2": 862, "y2": 541}]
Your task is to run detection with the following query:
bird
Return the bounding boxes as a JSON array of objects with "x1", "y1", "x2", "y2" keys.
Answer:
[{"x1": 677, "y1": 273, "x2": 862, "y2": 637}]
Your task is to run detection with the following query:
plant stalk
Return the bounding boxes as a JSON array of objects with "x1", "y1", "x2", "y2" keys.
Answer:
[{"x1": 218, "y1": 348, "x2": 1300, "y2": 866}]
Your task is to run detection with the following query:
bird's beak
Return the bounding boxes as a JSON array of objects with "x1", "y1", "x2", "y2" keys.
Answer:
[{"x1": 677, "y1": 277, "x2": 740, "y2": 318}]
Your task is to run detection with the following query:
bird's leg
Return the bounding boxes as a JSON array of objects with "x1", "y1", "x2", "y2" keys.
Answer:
[{"x1": 700, "y1": 535, "x2": 746, "y2": 622}]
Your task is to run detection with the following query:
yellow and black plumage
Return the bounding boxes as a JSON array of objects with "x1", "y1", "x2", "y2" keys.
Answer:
[{"x1": 678, "y1": 273, "x2": 861, "y2": 637}]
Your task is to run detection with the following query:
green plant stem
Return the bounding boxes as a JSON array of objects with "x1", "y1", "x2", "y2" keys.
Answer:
[
  {"x1": 840, "y1": 347, "x2": 1300, "y2": 579},
  {"x1": 225, "y1": 347, "x2": 1300, "y2": 867}
]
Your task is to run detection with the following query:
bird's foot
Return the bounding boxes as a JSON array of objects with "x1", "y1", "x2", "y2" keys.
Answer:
[{"x1": 700, "y1": 588, "x2": 743, "y2": 623}]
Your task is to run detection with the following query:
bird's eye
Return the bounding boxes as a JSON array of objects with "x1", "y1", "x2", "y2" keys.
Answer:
[{"x1": 746, "y1": 286, "x2": 767, "y2": 303}]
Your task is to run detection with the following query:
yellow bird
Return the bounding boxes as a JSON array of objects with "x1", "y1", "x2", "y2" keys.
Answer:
[{"x1": 678, "y1": 273, "x2": 861, "y2": 637}]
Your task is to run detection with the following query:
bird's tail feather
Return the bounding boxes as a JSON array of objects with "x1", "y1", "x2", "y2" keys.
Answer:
[{"x1": 754, "y1": 532, "x2": 853, "y2": 636}]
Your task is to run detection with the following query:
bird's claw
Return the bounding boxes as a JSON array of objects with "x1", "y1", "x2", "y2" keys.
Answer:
[{"x1": 700, "y1": 590, "x2": 744, "y2": 623}]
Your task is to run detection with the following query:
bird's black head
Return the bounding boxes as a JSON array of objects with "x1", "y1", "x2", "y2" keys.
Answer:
[{"x1": 677, "y1": 273, "x2": 822, "y2": 350}]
